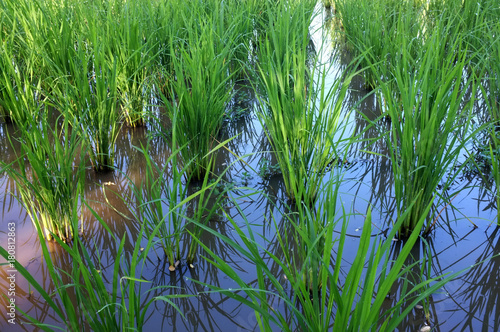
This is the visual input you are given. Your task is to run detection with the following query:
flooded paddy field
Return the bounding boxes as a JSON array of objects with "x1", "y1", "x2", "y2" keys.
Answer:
[{"x1": 1, "y1": 0, "x2": 500, "y2": 331}]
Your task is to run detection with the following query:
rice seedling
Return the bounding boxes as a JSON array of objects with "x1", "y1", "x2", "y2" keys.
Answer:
[
  {"x1": 126, "y1": 113, "x2": 191, "y2": 271},
  {"x1": 185, "y1": 161, "x2": 231, "y2": 266},
  {"x1": 108, "y1": 103, "x2": 232, "y2": 271},
  {"x1": 1, "y1": 109, "x2": 85, "y2": 242},
  {"x1": 132, "y1": 142, "x2": 186, "y2": 271},
  {"x1": 0, "y1": 22, "x2": 42, "y2": 125},
  {"x1": 102, "y1": 0, "x2": 158, "y2": 128},
  {"x1": 474, "y1": 24, "x2": 500, "y2": 225},
  {"x1": 189, "y1": 173, "x2": 457, "y2": 331},
  {"x1": 207, "y1": 0, "x2": 253, "y2": 80},
  {"x1": 34, "y1": 0, "x2": 84, "y2": 87},
  {"x1": 377, "y1": 24, "x2": 480, "y2": 237},
  {"x1": 255, "y1": 1, "x2": 352, "y2": 205},
  {"x1": 110, "y1": 153, "x2": 229, "y2": 272},
  {"x1": 0, "y1": 202, "x2": 190, "y2": 331},
  {"x1": 162, "y1": 21, "x2": 235, "y2": 181},
  {"x1": 60, "y1": 40, "x2": 122, "y2": 172},
  {"x1": 482, "y1": 23, "x2": 500, "y2": 123},
  {"x1": 334, "y1": 0, "x2": 424, "y2": 90}
]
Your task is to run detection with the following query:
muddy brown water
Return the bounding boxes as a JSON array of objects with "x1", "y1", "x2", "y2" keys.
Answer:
[{"x1": 2, "y1": 7, "x2": 500, "y2": 332}]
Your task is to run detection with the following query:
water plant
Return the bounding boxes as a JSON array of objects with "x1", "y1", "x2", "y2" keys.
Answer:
[
  {"x1": 257, "y1": 157, "x2": 281, "y2": 179},
  {"x1": 162, "y1": 21, "x2": 235, "y2": 181},
  {"x1": 0, "y1": 203, "x2": 190, "y2": 331},
  {"x1": 60, "y1": 41, "x2": 122, "y2": 172},
  {"x1": 377, "y1": 24, "x2": 479, "y2": 237},
  {"x1": 1, "y1": 110, "x2": 85, "y2": 242},
  {"x1": 191, "y1": 174, "x2": 454, "y2": 331},
  {"x1": 255, "y1": 1, "x2": 352, "y2": 205}
]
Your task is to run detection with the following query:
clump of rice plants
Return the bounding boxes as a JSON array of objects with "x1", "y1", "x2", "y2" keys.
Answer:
[
  {"x1": 0, "y1": 23, "x2": 42, "y2": 125},
  {"x1": 116, "y1": 109, "x2": 230, "y2": 271},
  {"x1": 334, "y1": 0, "x2": 424, "y2": 90},
  {"x1": 255, "y1": 0, "x2": 351, "y2": 205},
  {"x1": 1, "y1": 111, "x2": 85, "y2": 242},
  {"x1": 379, "y1": 24, "x2": 479, "y2": 237},
  {"x1": 184, "y1": 163, "x2": 230, "y2": 266},
  {"x1": 0, "y1": 203, "x2": 190, "y2": 331},
  {"x1": 59, "y1": 41, "x2": 122, "y2": 172},
  {"x1": 479, "y1": 22, "x2": 500, "y2": 225},
  {"x1": 163, "y1": 21, "x2": 235, "y2": 181},
  {"x1": 482, "y1": 23, "x2": 500, "y2": 123},
  {"x1": 103, "y1": 0, "x2": 158, "y2": 127},
  {"x1": 190, "y1": 174, "x2": 454, "y2": 331},
  {"x1": 132, "y1": 142, "x2": 186, "y2": 272}
]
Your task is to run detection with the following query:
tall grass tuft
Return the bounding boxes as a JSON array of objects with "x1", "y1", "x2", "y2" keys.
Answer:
[
  {"x1": 60, "y1": 41, "x2": 122, "y2": 172},
  {"x1": 1, "y1": 111, "x2": 85, "y2": 242},
  {"x1": 163, "y1": 21, "x2": 235, "y2": 181},
  {"x1": 378, "y1": 24, "x2": 478, "y2": 237},
  {"x1": 190, "y1": 175, "x2": 455, "y2": 331},
  {"x1": 255, "y1": 1, "x2": 351, "y2": 205}
]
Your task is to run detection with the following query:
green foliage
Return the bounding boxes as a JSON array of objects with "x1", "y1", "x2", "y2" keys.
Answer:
[
  {"x1": 162, "y1": 21, "x2": 235, "y2": 181},
  {"x1": 58, "y1": 41, "x2": 122, "y2": 171},
  {"x1": 1, "y1": 110, "x2": 84, "y2": 242},
  {"x1": 335, "y1": 0, "x2": 424, "y2": 90},
  {"x1": 258, "y1": 157, "x2": 281, "y2": 179},
  {"x1": 378, "y1": 24, "x2": 479, "y2": 237},
  {"x1": 0, "y1": 205, "x2": 190, "y2": 331},
  {"x1": 255, "y1": 0, "x2": 352, "y2": 205},
  {"x1": 190, "y1": 176, "x2": 457, "y2": 331},
  {"x1": 0, "y1": 18, "x2": 42, "y2": 125},
  {"x1": 0, "y1": 0, "x2": 496, "y2": 330}
]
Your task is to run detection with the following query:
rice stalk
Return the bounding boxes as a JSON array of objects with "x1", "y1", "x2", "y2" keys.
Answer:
[
  {"x1": 162, "y1": 21, "x2": 235, "y2": 181},
  {"x1": 2, "y1": 110, "x2": 85, "y2": 242},
  {"x1": 188, "y1": 175, "x2": 458, "y2": 331},
  {"x1": 255, "y1": 1, "x2": 352, "y2": 205},
  {"x1": 379, "y1": 24, "x2": 480, "y2": 237}
]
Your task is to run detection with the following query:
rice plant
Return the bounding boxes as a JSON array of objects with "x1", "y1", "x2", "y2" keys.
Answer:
[
  {"x1": 190, "y1": 174, "x2": 455, "y2": 331},
  {"x1": 0, "y1": 21, "x2": 42, "y2": 125},
  {"x1": 60, "y1": 40, "x2": 122, "y2": 172},
  {"x1": 479, "y1": 23, "x2": 500, "y2": 225},
  {"x1": 133, "y1": 142, "x2": 186, "y2": 271},
  {"x1": 104, "y1": 0, "x2": 158, "y2": 127},
  {"x1": 483, "y1": 23, "x2": 500, "y2": 123},
  {"x1": 378, "y1": 24, "x2": 479, "y2": 237},
  {"x1": 206, "y1": 0, "x2": 253, "y2": 80},
  {"x1": 255, "y1": 1, "x2": 352, "y2": 205},
  {"x1": 335, "y1": 0, "x2": 424, "y2": 90},
  {"x1": 184, "y1": 162, "x2": 231, "y2": 266},
  {"x1": 1, "y1": 110, "x2": 85, "y2": 242},
  {"x1": 0, "y1": 203, "x2": 190, "y2": 331},
  {"x1": 163, "y1": 21, "x2": 235, "y2": 181},
  {"x1": 113, "y1": 108, "x2": 231, "y2": 271}
]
